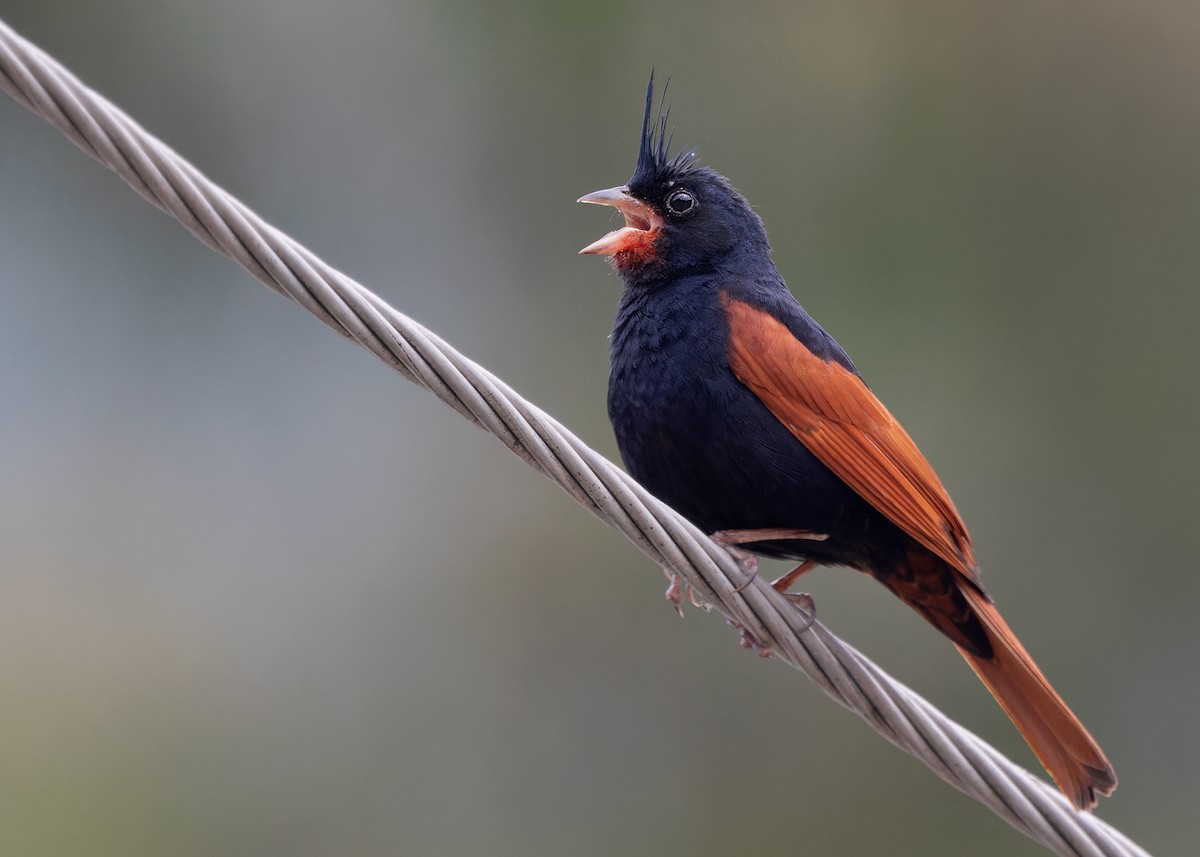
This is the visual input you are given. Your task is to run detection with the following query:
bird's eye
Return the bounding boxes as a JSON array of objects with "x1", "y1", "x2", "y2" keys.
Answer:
[{"x1": 665, "y1": 189, "x2": 696, "y2": 216}]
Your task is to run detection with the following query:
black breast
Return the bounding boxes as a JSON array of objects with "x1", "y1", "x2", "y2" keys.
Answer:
[{"x1": 606, "y1": 277, "x2": 899, "y2": 568}]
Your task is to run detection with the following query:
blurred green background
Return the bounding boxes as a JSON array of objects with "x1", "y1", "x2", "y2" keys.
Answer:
[{"x1": 1, "y1": 1, "x2": 1196, "y2": 854}]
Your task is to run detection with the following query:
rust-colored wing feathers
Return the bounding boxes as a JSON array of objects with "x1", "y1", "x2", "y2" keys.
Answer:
[
  {"x1": 722, "y1": 294, "x2": 977, "y2": 583},
  {"x1": 721, "y1": 294, "x2": 1116, "y2": 809}
]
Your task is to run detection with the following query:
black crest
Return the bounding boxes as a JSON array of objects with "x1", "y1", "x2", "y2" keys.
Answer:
[{"x1": 630, "y1": 71, "x2": 700, "y2": 193}]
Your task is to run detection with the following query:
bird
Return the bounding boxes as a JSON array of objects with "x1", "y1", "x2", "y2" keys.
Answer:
[{"x1": 577, "y1": 74, "x2": 1116, "y2": 811}]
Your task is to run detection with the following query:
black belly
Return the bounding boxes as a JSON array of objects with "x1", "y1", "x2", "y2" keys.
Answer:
[{"x1": 609, "y1": 363, "x2": 909, "y2": 572}]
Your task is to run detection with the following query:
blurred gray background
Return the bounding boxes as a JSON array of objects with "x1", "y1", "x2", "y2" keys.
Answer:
[{"x1": 1, "y1": 2, "x2": 1196, "y2": 855}]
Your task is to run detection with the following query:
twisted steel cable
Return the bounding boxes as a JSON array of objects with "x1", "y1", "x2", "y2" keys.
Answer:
[{"x1": 0, "y1": 17, "x2": 1149, "y2": 857}]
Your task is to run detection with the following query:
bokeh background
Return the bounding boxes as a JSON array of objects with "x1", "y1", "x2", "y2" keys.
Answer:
[{"x1": 1, "y1": 2, "x2": 1197, "y2": 854}]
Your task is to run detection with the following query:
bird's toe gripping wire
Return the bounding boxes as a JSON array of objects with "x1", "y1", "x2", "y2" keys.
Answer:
[
  {"x1": 660, "y1": 567, "x2": 712, "y2": 617},
  {"x1": 705, "y1": 531, "x2": 825, "y2": 655},
  {"x1": 709, "y1": 528, "x2": 827, "y2": 592}
]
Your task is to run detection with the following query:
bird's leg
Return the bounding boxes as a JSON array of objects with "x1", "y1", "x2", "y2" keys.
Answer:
[
  {"x1": 730, "y1": 588, "x2": 817, "y2": 656},
  {"x1": 724, "y1": 558, "x2": 820, "y2": 655},
  {"x1": 713, "y1": 528, "x2": 830, "y2": 546},
  {"x1": 671, "y1": 532, "x2": 824, "y2": 634},
  {"x1": 708, "y1": 531, "x2": 759, "y2": 590},
  {"x1": 710, "y1": 529, "x2": 828, "y2": 591},
  {"x1": 772, "y1": 561, "x2": 818, "y2": 633},
  {"x1": 771, "y1": 559, "x2": 816, "y2": 594}
]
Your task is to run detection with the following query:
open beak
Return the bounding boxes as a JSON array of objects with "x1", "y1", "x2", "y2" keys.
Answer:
[{"x1": 577, "y1": 186, "x2": 663, "y2": 255}]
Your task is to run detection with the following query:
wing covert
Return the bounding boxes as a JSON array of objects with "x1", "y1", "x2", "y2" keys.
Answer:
[{"x1": 722, "y1": 294, "x2": 978, "y2": 583}]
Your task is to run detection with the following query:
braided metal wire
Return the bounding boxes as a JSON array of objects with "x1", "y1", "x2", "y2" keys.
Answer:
[{"x1": 0, "y1": 17, "x2": 1149, "y2": 857}]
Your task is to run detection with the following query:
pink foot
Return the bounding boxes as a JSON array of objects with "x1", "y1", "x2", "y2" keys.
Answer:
[
  {"x1": 785, "y1": 592, "x2": 817, "y2": 633},
  {"x1": 724, "y1": 617, "x2": 774, "y2": 658},
  {"x1": 663, "y1": 571, "x2": 685, "y2": 617},
  {"x1": 739, "y1": 627, "x2": 774, "y2": 658}
]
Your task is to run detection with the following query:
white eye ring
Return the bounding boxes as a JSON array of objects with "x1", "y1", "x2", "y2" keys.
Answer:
[{"x1": 665, "y1": 189, "x2": 696, "y2": 215}]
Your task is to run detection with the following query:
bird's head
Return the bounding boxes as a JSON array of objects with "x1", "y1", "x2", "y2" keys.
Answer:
[{"x1": 579, "y1": 74, "x2": 771, "y2": 287}]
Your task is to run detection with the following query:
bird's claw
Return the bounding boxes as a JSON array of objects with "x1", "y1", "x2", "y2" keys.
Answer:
[
  {"x1": 739, "y1": 627, "x2": 774, "y2": 657},
  {"x1": 709, "y1": 531, "x2": 761, "y2": 591},
  {"x1": 785, "y1": 592, "x2": 817, "y2": 633},
  {"x1": 725, "y1": 616, "x2": 774, "y2": 657},
  {"x1": 664, "y1": 572, "x2": 685, "y2": 617},
  {"x1": 662, "y1": 569, "x2": 711, "y2": 616},
  {"x1": 726, "y1": 590, "x2": 816, "y2": 658}
]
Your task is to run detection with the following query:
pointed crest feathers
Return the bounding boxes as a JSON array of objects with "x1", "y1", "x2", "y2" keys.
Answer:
[{"x1": 631, "y1": 71, "x2": 701, "y2": 191}]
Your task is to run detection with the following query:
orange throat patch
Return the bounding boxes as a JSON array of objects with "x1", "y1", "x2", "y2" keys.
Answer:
[{"x1": 611, "y1": 228, "x2": 660, "y2": 270}]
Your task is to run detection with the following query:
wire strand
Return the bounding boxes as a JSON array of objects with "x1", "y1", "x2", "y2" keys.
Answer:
[{"x1": 0, "y1": 17, "x2": 1148, "y2": 857}]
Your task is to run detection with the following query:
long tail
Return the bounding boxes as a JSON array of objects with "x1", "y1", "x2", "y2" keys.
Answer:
[{"x1": 956, "y1": 584, "x2": 1117, "y2": 810}]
